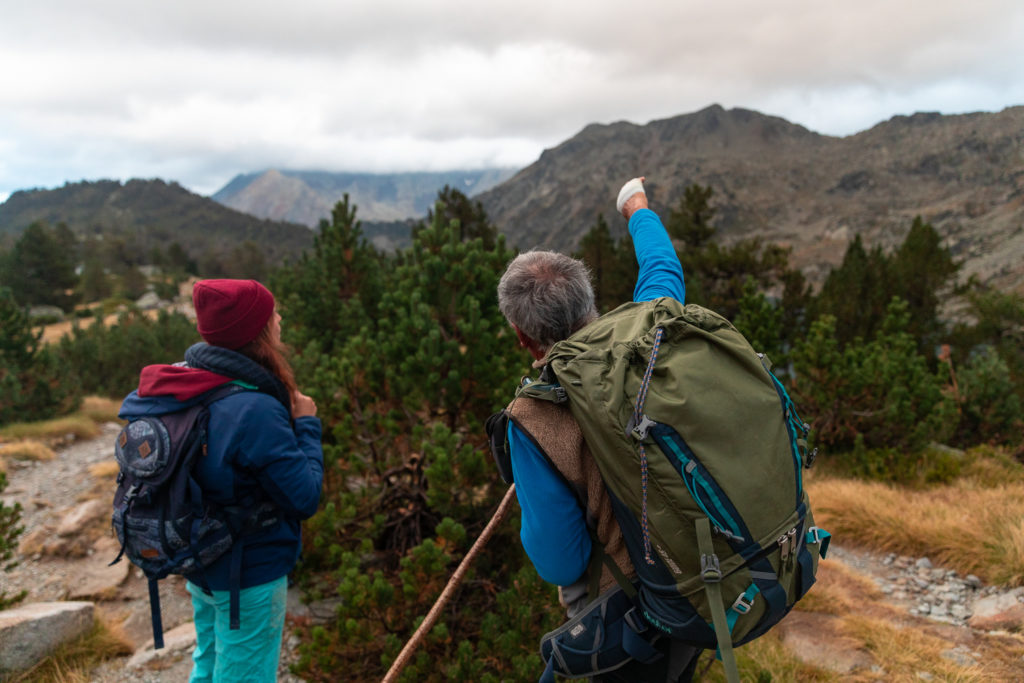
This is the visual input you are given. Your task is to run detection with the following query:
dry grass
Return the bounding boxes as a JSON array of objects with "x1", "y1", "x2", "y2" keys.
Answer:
[
  {"x1": 0, "y1": 416, "x2": 99, "y2": 444},
  {"x1": 0, "y1": 441, "x2": 57, "y2": 462},
  {"x1": 840, "y1": 614, "x2": 1024, "y2": 682},
  {"x1": 805, "y1": 453, "x2": 1024, "y2": 586},
  {"x1": 6, "y1": 615, "x2": 134, "y2": 682},
  {"x1": 85, "y1": 460, "x2": 121, "y2": 499},
  {"x1": 797, "y1": 557, "x2": 884, "y2": 617},
  {"x1": 78, "y1": 396, "x2": 122, "y2": 424},
  {"x1": 88, "y1": 461, "x2": 120, "y2": 479},
  {"x1": 692, "y1": 634, "x2": 839, "y2": 682},
  {"x1": 0, "y1": 396, "x2": 122, "y2": 454}
]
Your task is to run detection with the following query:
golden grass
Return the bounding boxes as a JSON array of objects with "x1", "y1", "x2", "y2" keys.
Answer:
[
  {"x1": 0, "y1": 416, "x2": 99, "y2": 444},
  {"x1": 0, "y1": 441, "x2": 57, "y2": 461},
  {"x1": 6, "y1": 616, "x2": 134, "y2": 683},
  {"x1": 696, "y1": 632, "x2": 839, "y2": 682},
  {"x1": 78, "y1": 396, "x2": 122, "y2": 424},
  {"x1": 0, "y1": 396, "x2": 122, "y2": 452},
  {"x1": 797, "y1": 557, "x2": 884, "y2": 617},
  {"x1": 806, "y1": 463, "x2": 1024, "y2": 586},
  {"x1": 88, "y1": 461, "x2": 120, "y2": 479},
  {"x1": 840, "y1": 614, "x2": 1019, "y2": 682}
]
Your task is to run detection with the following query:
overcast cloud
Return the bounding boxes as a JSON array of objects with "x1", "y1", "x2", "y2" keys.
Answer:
[{"x1": 1, "y1": 0, "x2": 1022, "y2": 199}]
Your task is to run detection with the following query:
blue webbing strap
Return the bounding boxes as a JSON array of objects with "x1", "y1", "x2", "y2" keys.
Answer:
[
  {"x1": 539, "y1": 657, "x2": 556, "y2": 683},
  {"x1": 806, "y1": 527, "x2": 831, "y2": 559},
  {"x1": 725, "y1": 584, "x2": 761, "y2": 633},
  {"x1": 622, "y1": 621, "x2": 661, "y2": 664},
  {"x1": 148, "y1": 577, "x2": 165, "y2": 649}
]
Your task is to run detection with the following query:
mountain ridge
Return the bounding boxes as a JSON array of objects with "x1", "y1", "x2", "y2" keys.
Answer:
[
  {"x1": 213, "y1": 167, "x2": 517, "y2": 226},
  {"x1": 478, "y1": 104, "x2": 1024, "y2": 292},
  {"x1": 0, "y1": 178, "x2": 314, "y2": 265}
]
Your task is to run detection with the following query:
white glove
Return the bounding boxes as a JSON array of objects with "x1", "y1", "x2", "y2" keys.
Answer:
[{"x1": 616, "y1": 177, "x2": 646, "y2": 214}]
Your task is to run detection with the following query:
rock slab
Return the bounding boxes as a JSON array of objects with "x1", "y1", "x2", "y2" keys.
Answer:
[{"x1": 0, "y1": 601, "x2": 94, "y2": 674}]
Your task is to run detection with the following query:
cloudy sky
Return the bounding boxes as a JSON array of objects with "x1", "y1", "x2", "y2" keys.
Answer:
[{"x1": 1, "y1": 0, "x2": 1022, "y2": 201}]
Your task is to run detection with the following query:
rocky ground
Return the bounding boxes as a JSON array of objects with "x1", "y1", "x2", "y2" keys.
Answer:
[
  {"x1": 3, "y1": 425, "x2": 1024, "y2": 680},
  {"x1": 1, "y1": 423, "x2": 308, "y2": 682}
]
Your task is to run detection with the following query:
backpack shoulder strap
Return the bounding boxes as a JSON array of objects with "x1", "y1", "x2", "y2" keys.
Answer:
[{"x1": 514, "y1": 366, "x2": 568, "y2": 404}]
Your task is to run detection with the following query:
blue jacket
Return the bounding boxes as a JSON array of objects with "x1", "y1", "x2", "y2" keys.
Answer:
[
  {"x1": 119, "y1": 343, "x2": 324, "y2": 591},
  {"x1": 509, "y1": 208, "x2": 685, "y2": 586}
]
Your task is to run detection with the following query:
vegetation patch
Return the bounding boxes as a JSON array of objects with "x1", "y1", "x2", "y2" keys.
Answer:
[
  {"x1": 0, "y1": 416, "x2": 98, "y2": 446},
  {"x1": 78, "y1": 396, "x2": 122, "y2": 424},
  {"x1": 0, "y1": 441, "x2": 57, "y2": 462},
  {"x1": 807, "y1": 457, "x2": 1024, "y2": 585}
]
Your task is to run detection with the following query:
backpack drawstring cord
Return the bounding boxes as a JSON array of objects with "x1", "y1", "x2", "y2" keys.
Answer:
[{"x1": 634, "y1": 327, "x2": 664, "y2": 565}]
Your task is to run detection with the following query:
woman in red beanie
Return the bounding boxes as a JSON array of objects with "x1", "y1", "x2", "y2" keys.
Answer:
[{"x1": 119, "y1": 279, "x2": 323, "y2": 682}]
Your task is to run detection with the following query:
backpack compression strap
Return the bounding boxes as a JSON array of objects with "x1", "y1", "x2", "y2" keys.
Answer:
[{"x1": 696, "y1": 517, "x2": 740, "y2": 683}]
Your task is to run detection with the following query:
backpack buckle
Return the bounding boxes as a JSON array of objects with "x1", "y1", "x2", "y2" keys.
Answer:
[
  {"x1": 731, "y1": 593, "x2": 754, "y2": 615},
  {"x1": 807, "y1": 526, "x2": 822, "y2": 545},
  {"x1": 627, "y1": 414, "x2": 657, "y2": 441},
  {"x1": 700, "y1": 553, "x2": 722, "y2": 582}
]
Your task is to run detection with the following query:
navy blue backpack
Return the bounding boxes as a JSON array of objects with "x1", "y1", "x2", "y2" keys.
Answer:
[{"x1": 110, "y1": 384, "x2": 278, "y2": 648}]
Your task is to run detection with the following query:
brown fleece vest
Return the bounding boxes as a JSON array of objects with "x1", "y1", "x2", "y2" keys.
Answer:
[{"x1": 507, "y1": 395, "x2": 634, "y2": 599}]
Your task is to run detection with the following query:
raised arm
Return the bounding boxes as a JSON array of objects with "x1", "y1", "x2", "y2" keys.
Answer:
[{"x1": 617, "y1": 177, "x2": 685, "y2": 303}]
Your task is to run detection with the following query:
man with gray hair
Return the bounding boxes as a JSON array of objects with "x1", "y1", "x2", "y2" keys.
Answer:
[{"x1": 493, "y1": 178, "x2": 698, "y2": 681}]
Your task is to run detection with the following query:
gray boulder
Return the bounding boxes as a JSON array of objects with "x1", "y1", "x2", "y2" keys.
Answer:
[{"x1": 0, "y1": 601, "x2": 94, "y2": 674}]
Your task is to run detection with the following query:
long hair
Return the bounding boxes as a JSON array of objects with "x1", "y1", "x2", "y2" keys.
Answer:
[{"x1": 238, "y1": 317, "x2": 298, "y2": 411}]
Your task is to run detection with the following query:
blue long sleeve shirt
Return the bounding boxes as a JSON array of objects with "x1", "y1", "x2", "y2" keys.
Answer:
[{"x1": 509, "y1": 208, "x2": 684, "y2": 586}]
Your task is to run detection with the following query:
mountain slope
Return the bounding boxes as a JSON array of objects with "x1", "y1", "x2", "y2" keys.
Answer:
[
  {"x1": 0, "y1": 179, "x2": 314, "y2": 264},
  {"x1": 478, "y1": 105, "x2": 1024, "y2": 291},
  {"x1": 213, "y1": 168, "x2": 517, "y2": 225}
]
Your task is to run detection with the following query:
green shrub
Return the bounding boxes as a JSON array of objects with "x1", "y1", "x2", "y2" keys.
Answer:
[
  {"x1": 55, "y1": 309, "x2": 199, "y2": 398},
  {"x1": 791, "y1": 298, "x2": 956, "y2": 456},
  {"x1": 283, "y1": 198, "x2": 550, "y2": 681},
  {"x1": 0, "y1": 471, "x2": 27, "y2": 610},
  {"x1": 951, "y1": 347, "x2": 1023, "y2": 447},
  {"x1": 0, "y1": 287, "x2": 81, "y2": 426}
]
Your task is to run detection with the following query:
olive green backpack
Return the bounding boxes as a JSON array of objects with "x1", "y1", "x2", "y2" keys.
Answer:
[{"x1": 517, "y1": 298, "x2": 830, "y2": 682}]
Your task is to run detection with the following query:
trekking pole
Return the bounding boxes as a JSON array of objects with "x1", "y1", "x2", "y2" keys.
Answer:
[{"x1": 382, "y1": 484, "x2": 518, "y2": 683}]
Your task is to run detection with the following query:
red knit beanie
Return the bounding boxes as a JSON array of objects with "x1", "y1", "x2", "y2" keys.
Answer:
[{"x1": 192, "y1": 279, "x2": 275, "y2": 350}]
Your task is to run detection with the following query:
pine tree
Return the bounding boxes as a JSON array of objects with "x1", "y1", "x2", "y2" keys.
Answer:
[
  {"x1": 574, "y1": 214, "x2": 636, "y2": 312},
  {"x1": 415, "y1": 185, "x2": 498, "y2": 250},
  {"x1": 0, "y1": 287, "x2": 81, "y2": 424},
  {"x1": 272, "y1": 195, "x2": 382, "y2": 356},
  {"x1": 1, "y1": 222, "x2": 79, "y2": 311},
  {"x1": 891, "y1": 216, "x2": 958, "y2": 353},
  {"x1": 285, "y1": 197, "x2": 556, "y2": 681}
]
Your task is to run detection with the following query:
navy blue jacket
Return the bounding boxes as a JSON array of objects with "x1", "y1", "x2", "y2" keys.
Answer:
[{"x1": 119, "y1": 343, "x2": 324, "y2": 591}]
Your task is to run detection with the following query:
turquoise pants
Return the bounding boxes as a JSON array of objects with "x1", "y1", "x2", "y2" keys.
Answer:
[{"x1": 187, "y1": 576, "x2": 288, "y2": 683}]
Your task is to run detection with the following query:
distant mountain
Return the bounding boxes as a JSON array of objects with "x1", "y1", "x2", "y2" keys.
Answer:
[
  {"x1": 478, "y1": 105, "x2": 1024, "y2": 292},
  {"x1": 0, "y1": 179, "x2": 314, "y2": 264},
  {"x1": 213, "y1": 168, "x2": 518, "y2": 226}
]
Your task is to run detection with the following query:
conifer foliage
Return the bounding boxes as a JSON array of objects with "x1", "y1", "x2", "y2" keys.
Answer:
[
  {"x1": 0, "y1": 287, "x2": 80, "y2": 424},
  {"x1": 282, "y1": 194, "x2": 559, "y2": 681}
]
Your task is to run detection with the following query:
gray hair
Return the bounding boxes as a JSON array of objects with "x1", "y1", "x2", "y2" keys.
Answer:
[{"x1": 497, "y1": 250, "x2": 598, "y2": 352}]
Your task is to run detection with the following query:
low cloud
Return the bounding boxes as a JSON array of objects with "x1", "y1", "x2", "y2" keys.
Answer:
[{"x1": 1, "y1": 0, "x2": 1022, "y2": 196}]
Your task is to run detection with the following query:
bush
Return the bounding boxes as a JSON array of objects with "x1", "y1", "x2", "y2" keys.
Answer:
[
  {"x1": 791, "y1": 298, "x2": 956, "y2": 456},
  {"x1": 0, "y1": 287, "x2": 81, "y2": 426},
  {"x1": 55, "y1": 309, "x2": 199, "y2": 398},
  {"x1": 0, "y1": 471, "x2": 26, "y2": 610},
  {"x1": 281, "y1": 199, "x2": 551, "y2": 681},
  {"x1": 950, "y1": 347, "x2": 1023, "y2": 447}
]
